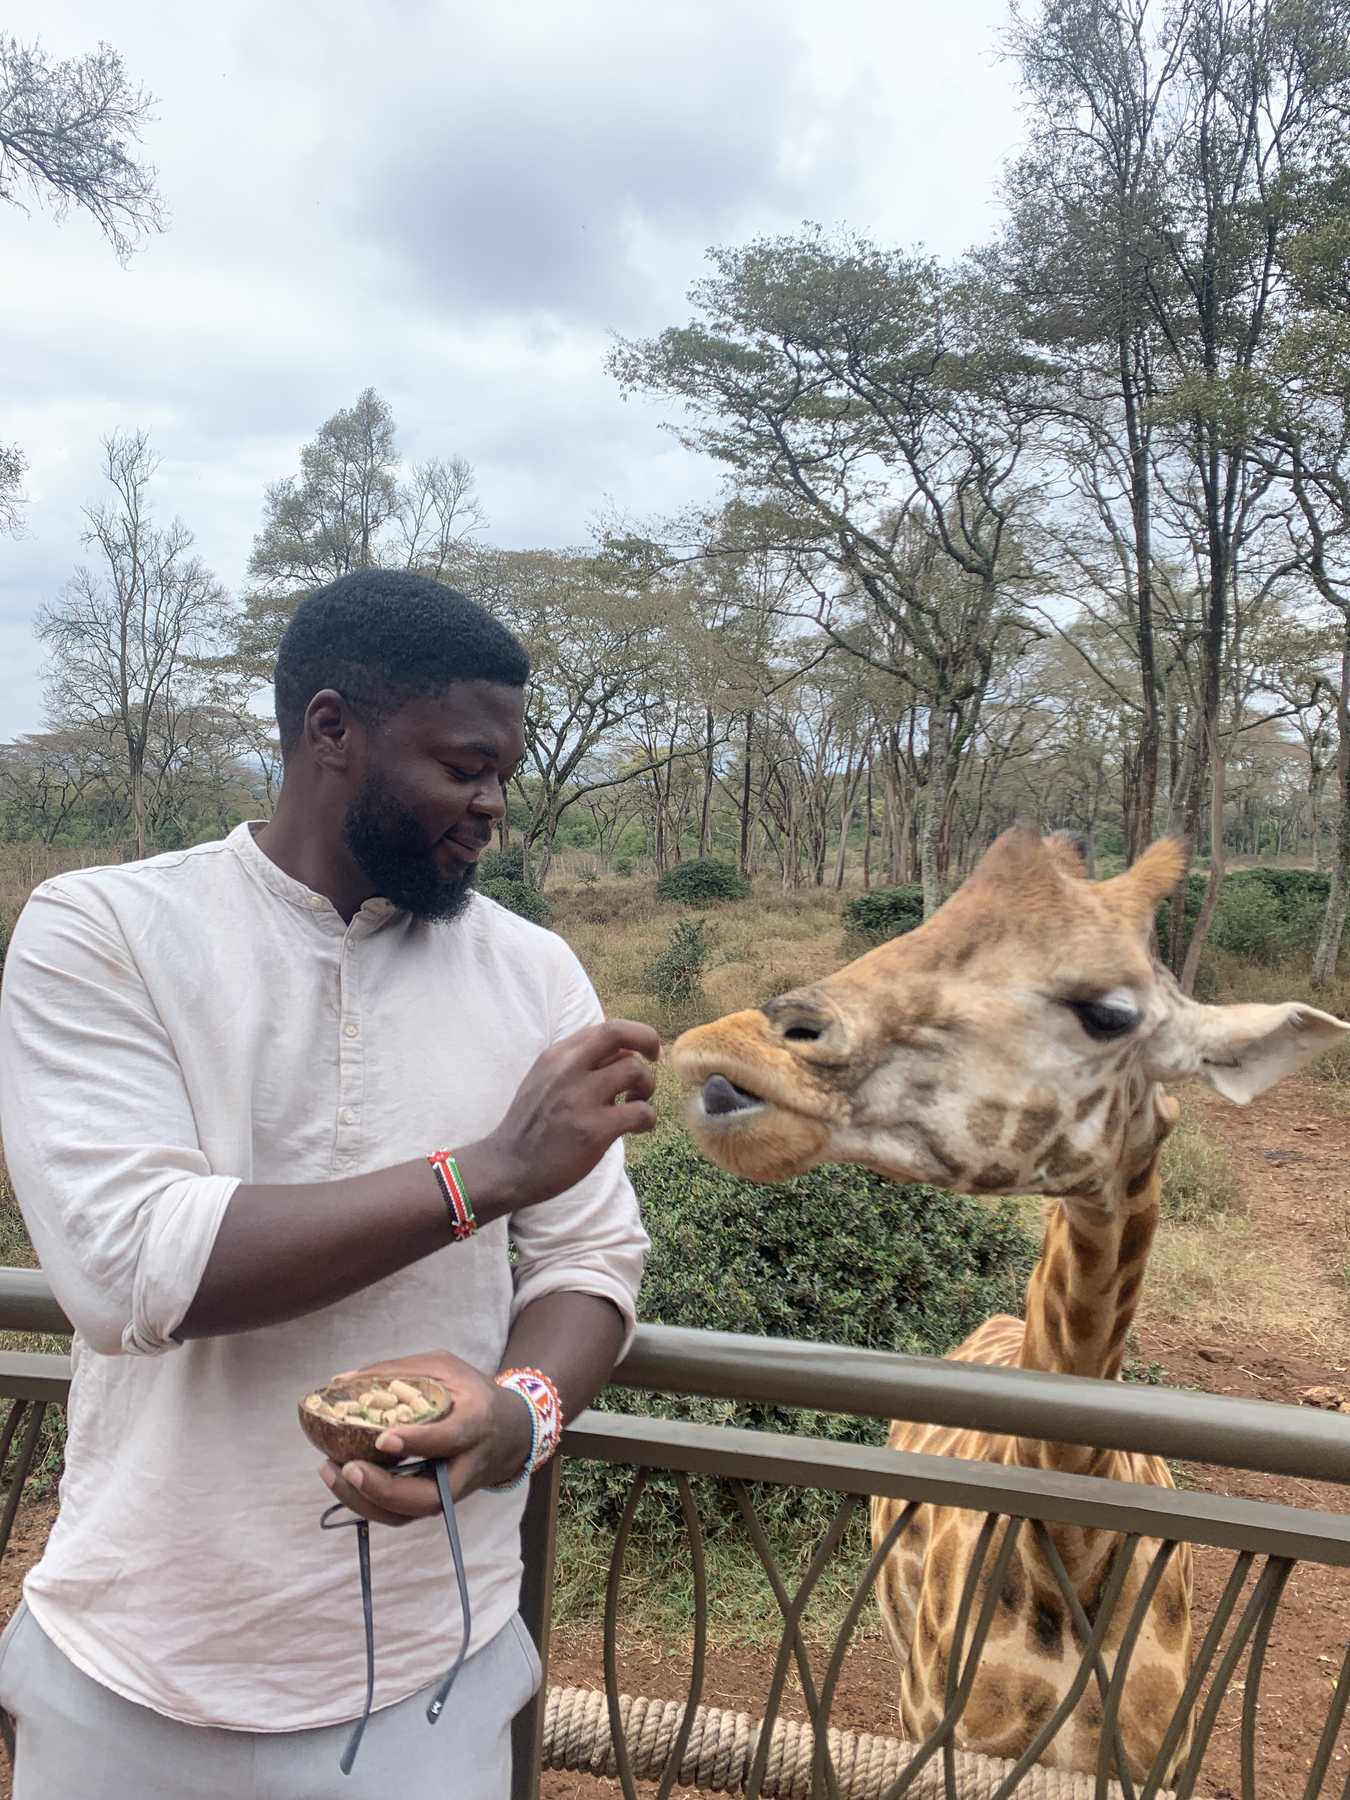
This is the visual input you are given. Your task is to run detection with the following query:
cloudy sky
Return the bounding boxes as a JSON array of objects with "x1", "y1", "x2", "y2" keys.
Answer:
[{"x1": 1, "y1": 0, "x2": 1025, "y2": 740}]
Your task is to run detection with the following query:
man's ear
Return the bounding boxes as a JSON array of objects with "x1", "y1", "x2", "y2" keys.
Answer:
[{"x1": 1146, "y1": 995, "x2": 1349, "y2": 1104}]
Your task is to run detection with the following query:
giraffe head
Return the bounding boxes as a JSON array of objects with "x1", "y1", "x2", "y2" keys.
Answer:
[{"x1": 671, "y1": 828, "x2": 1348, "y2": 1197}]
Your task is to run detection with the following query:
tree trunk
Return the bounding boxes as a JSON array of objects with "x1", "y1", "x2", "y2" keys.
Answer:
[
  {"x1": 1180, "y1": 725, "x2": 1226, "y2": 996},
  {"x1": 698, "y1": 707, "x2": 715, "y2": 859},
  {"x1": 1312, "y1": 627, "x2": 1350, "y2": 990},
  {"x1": 862, "y1": 757, "x2": 873, "y2": 890},
  {"x1": 919, "y1": 704, "x2": 951, "y2": 919},
  {"x1": 738, "y1": 712, "x2": 754, "y2": 877},
  {"x1": 130, "y1": 744, "x2": 147, "y2": 860}
]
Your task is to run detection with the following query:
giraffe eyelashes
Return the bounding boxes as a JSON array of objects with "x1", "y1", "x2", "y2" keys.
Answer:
[{"x1": 1063, "y1": 997, "x2": 1139, "y2": 1041}]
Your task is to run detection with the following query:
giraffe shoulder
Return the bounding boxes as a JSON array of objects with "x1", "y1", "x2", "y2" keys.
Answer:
[{"x1": 948, "y1": 1314, "x2": 1025, "y2": 1365}]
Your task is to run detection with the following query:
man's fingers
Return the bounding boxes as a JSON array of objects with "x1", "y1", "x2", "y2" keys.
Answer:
[
  {"x1": 594, "y1": 1055, "x2": 658, "y2": 1107},
  {"x1": 612, "y1": 1099, "x2": 658, "y2": 1136},
  {"x1": 321, "y1": 1461, "x2": 421, "y2": 1527},
  {"x1": 334, "y1": 1459, "x2": 442, "y2": 1521},
  {"x1": 564, "y1": 1019, "x2": 661, "y2": 1069}
]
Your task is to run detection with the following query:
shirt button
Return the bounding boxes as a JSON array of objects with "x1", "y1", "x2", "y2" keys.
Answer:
[
  {"x1": 340, "y1": 1108, "x2": 357, "y2": 1126},
  {"x1": 343, "y1": 1023, "x2": 359, "y2": 1039}
]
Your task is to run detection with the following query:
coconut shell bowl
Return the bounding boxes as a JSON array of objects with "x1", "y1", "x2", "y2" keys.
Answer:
[{"x1": 298, "y1": 1373, "x2": 452, "y2": 1470}]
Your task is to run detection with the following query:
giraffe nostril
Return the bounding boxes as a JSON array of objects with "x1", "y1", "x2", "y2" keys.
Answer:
[{"x1": 783, "y1": 1023, "x2": 824, "y2": 1042}]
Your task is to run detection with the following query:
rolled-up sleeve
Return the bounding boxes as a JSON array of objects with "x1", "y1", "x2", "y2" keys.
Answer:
[
  {"x1": 0, "y1": 883, "x2": 238, "y2": 1356},
  {"x1": 507, "y1": 941, "x2": 649, "y2": 1351}
]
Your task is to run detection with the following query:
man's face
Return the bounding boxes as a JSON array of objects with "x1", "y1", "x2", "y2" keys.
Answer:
[{"x1": 342, "y1": 681, "x2": 527, "y2": 921}]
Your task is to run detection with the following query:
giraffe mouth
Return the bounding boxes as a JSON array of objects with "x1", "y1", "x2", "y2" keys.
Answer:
[{"x1": 698, "y1": 1074, "x2": 767, "y2": 1121}]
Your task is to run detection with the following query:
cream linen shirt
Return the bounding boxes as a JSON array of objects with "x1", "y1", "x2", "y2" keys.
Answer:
[{"x1": 0, "y1": 823, "x2": 648, "y2": 1731}]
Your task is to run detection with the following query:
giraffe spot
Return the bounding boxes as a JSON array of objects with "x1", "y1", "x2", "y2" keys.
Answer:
[
  {"x1": 909, "y1": 1080, "x2": 939, "y2": 1108},
  {"x1": 971, "y1": 1161, "x2": 1018, "y2": 1192},
  {"x1": 1045, "y1": 1248, "x2": 1070, "y2": 1294},
  {"x1": 1116, "y1": 1273, "x2": 1142, "y2": 1312},
  {"x1": 1067, "y1": 1298, "x2": 1098, "y2": 1339},
  {"x1": 1083, "y1": 1698, "x2": 1104, "y2": 1729},
  {"x1": 998, "y1": 1558, "x2": 1026, "y2": 1613},
  {"x1": 1105, "y1": 1091, "x2": 1123, "y2": 1137},
  {"x1": 952, "y1": 940, "x2": 978, "y2": 970},
  {"x1": 967, "y1": 1099, "x2": 1008, "y2": 1146},
  {"x1": 1119, "y1": 1211, "x2": 1154, "y2": 1263},
  {"x1": 1155, "y1": 1581, "x2": 1188, "y2": 1651},
  {"x1": 1011, "y1": 1104, "x2": 1059, "y2": 1154},
  {"x1": 1043, "y1": 1134, "x2": 1096, "y2": 1181},
  {"x1": 1074, "y1": 1086, "x2": 1108, "y2": 1123},
  {"x1": 1032, "y1": 1595, "x2": 1065, "y2": 1655},
  {"x1": 1125, "y1": 1157, "x2": 1158, "y2": 1199},
  {"x1": 908, "y1": 1124, "x2": 963, "y2": 1180},
  {"x1": 1068, "y1": 1227, "x2": 1104, "y2": 1273}
]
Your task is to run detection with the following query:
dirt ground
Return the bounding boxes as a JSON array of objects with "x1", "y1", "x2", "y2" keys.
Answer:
[{"x1": 2, "y1": 1077, "x2": 1348, "y2": 1799}]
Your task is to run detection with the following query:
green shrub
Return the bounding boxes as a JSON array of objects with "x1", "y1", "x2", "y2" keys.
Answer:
[
  {"x1": 478, "y1": 876, "x2": 552, "y2": 927},
  {"x1": 562, "y1": 1140, "x2": 1039, "y2": 1542},
  {"x1": 613, "y1": 857, "x2": 635, "y2": 878},
  {"x1": 479, "y1": 844, "x2": 528, "y2": 885},
  {"x1": 841, "y1": 884, "x2": 925, "y2": 945},
  {"x1": 640, "y1": 916, "x2": 715, "y2": 1004},
  {"x1": 1208, "y1": 880, "x2": 1287, "y2": 964},
  {"x1": 655, "y1": 859, "x2": 749, "y2": 905}
]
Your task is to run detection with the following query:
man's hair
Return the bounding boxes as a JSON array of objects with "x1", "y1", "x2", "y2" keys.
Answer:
[{"x1": 273, "y1": 569, "x2": 530, "y2": 753}]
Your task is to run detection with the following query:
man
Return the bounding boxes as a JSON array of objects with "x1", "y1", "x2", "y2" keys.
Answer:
[{"x1": 0, "y1": 570, "x2": 657, "y2": 1798}]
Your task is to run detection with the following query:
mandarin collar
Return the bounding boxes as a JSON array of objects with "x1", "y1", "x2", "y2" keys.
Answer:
[{"x1": 228, "y1": 822, "x2": 401, "y2": 932}]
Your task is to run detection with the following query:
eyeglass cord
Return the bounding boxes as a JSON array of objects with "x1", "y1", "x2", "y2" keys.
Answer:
[{"x1": 320, "y1": 1458, "x2": 471, "y2": 1776}]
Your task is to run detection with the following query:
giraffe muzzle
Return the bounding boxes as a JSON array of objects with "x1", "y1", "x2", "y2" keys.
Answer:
[{"x1": 700, "y1": 1074, "x2": 765, "y2": 1119}]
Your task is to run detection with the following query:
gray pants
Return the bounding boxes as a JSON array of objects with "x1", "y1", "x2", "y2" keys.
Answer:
[{"x1": 0, "y1": 1601, "x2": 540, "y2": 1798}]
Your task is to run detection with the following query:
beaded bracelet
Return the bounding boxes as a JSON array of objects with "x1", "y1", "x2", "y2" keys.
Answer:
[
  {"x1": 489, "y1": 1367, "x2": 564, "y2": 1491},
  {"x1": 427, "y1": 1150, "x2": 476, "y2": 1243}
]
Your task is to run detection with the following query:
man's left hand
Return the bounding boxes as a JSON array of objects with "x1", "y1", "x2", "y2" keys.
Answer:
[{"x1": 318, "y1": 1351, "x2": 535, "y2": 1526}]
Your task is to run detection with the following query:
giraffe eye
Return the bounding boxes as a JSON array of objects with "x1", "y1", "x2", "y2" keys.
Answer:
[{"x1": 1065, "y1": 998, "x2": 1138, "y2": 1041}]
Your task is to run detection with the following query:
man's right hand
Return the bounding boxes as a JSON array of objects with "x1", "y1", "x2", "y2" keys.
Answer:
[{"x1": 458, "y1": 1019, "x2": 661, "y2": 1213}]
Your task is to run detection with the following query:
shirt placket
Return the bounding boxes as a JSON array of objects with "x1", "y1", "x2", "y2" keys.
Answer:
[{"x1": 334, "y1": 923, "x2": 366, "y2": 1172}]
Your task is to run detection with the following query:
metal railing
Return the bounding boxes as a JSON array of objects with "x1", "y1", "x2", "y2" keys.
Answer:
[{"x1": 2, "y1": 1268, "x2": 1349, "y2": 1797}]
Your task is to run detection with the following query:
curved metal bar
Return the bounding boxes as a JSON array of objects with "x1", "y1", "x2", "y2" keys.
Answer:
[
  {"x1": 1034, "y1": 1522, "x2": 1139, "y2": 1799},
  {"x1": 986, "y1": 1533, "x2": 1142, "y2": 1800},
  {"x1": 943, "y1": 1518, "x2": 1027, "y2": 1800},
  {"x1": 603, "y1": 1466, "x2": 651, "y2": 1800},
  {"x1": 0, "y1": 1398, "x2": 29, "y2": 1475},
  {"x1": 745, "y1": 1494, "x2": 860, "y2": 1800},
  {"x1": 0, "y1": 1401, "x2": 46, "y2": 1562},
  {"x1": 651, "y1": 1474, "x2": 709, "y2": 1800},
  {"x1": 1239, "y1": 1558, "x2": 1294, "y2": 1800},
  {"x1": 1300, "y1": 1634, "x2": 1350, "y2": 1800},
  {"x1": 1139, "y1": 1550, "x2": 1255, "y2": 1800},
  {"x1": 730, "y1": 1480, "x2": 844, "y2": 1800},
  {"x1": 873, "y1": 1513, "x2": 1022, "y2": 1800},
  {"x1": 811, "y1": 1500, "x2": 922, "y2": 1799},
  {"x1": 1092, "y1": 1541, "x2": 1177, "y2": 1800},
  {"x1": 1172, "y1": 1557, "x2": 1290, "y2": 1800}
]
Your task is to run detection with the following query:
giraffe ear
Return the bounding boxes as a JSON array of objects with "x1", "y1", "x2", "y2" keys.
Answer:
[
  {"x1": 1146, "y1": 997, "x2": 1350, "y2": 1104},
  {"x1": 1104, "y1": 838, "x2": 1186, "y2": 923}
]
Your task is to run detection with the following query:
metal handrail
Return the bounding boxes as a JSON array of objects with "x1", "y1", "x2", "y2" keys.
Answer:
[{"x1": 4, "y1": 1264, "x2": 1349, "y2": 1487}]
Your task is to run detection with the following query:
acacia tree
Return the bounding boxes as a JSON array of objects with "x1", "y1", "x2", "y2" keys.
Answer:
[
  {"x1": 36, "y1": 432, "x2": 230, "y2": 858},
  {"x1": 611, "y1": 235, "x2": 1044, "y2": 916},
  {"x1": 0, "y1": 441, "x2": 23, "y2": 537},
  {"x1": 232, "y1": 389, "x2": 485, "y2": 677}
]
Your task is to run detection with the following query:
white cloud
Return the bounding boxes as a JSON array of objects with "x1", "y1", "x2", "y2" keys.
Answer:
[{"x1": 0, "y1": 0, "x2": 1023, "y2": 738}]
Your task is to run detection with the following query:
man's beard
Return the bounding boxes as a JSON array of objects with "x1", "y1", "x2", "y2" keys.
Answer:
[{"x1": 343, "y1": 772, "x2": 478, "y2": 922}]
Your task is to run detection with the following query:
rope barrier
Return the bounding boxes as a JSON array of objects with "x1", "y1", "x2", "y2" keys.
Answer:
[{"x1": 540, "y1": 1684, "x2": 1172, "y2": 1798}]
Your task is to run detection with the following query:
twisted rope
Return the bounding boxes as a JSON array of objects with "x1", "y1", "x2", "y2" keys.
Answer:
[{"x1": 540, "y1": 1685, "x2": 1173, "y2": 1798}]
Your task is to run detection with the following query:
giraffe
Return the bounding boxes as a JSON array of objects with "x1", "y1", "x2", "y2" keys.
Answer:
[{"x1": 669, "y1": 827, "x2": 1349, "y2": 1780}]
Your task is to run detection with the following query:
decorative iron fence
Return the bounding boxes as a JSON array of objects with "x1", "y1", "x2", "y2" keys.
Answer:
[{"x1": 1, "y1": 1270, "x2": 1348, "y2": 1798}]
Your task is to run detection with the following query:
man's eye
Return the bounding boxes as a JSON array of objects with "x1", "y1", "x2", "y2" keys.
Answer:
[
  {"x1": 1064, "y1": 998, "x2": 1138, "y2": 1041},
  {"x1": 448, "y1": 767, "x2": 485, "y2": 783}
]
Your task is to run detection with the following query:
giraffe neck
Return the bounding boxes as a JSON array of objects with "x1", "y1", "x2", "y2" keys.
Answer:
[{"x1": 1013, "y1": 1085, "x2": 1173, "y2": 1476}]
